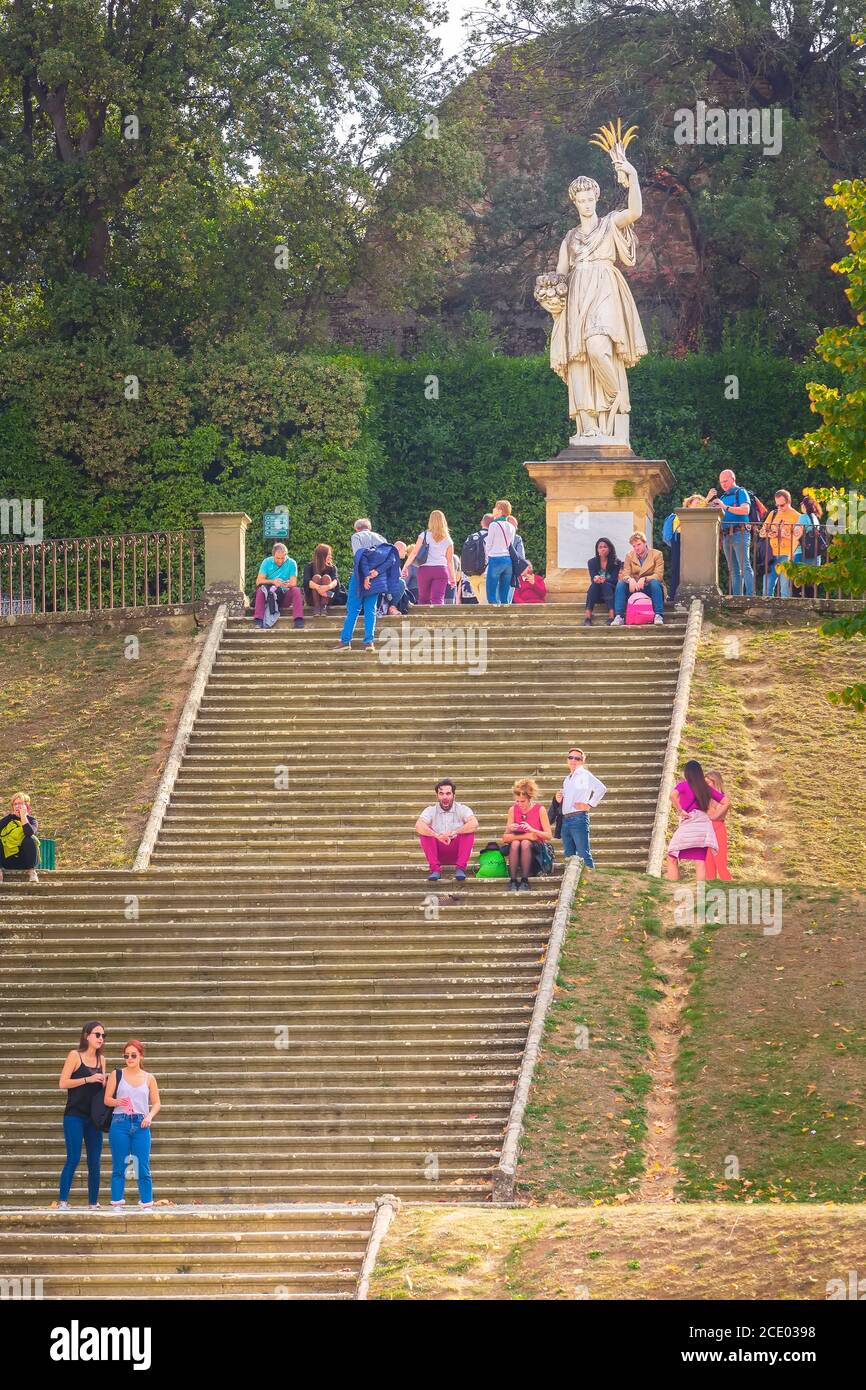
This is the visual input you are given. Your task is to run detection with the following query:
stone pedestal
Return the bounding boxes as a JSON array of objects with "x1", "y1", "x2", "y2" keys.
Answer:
[
  {"x1": 675, "y1": 506, "x2": 721, "y2": 603},
  {"x1": 198, "y1": 511, "x2": 252, "y2": 610},
  {"x1": 524, "y1": 448, "x2": 675, "y2": 602}
]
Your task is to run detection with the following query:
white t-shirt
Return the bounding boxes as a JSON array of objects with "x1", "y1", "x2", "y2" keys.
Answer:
[
  {"x1": 419, "y1": 801, "x2": 475, "y2": 835},
  {"x1": 485, "y1": 517, "x2": 516, "y2": 558},
  {"x1": 417, "y1": 531, "x2": 452, "y2": 567}
]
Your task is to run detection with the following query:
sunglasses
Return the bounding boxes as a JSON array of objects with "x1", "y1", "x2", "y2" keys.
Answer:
[
  {"x1": 122, "y1": 1052, "x2": 138, "y2": 1059},
  {"x1": 92, "y1": 1031, "x2": 105, "y2": 1037},
  {"x1": 567, "y1": 755, "x2": 584, "y2": 762}
]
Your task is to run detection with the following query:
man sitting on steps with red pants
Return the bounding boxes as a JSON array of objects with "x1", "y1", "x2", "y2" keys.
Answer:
[{"x1": 414, "y1": 779, "x2": 479, "y2": 883}]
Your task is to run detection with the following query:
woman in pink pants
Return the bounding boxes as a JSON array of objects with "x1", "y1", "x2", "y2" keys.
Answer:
[{"x1": 403, "y1": 510, "x2": 456, "y2": 604}]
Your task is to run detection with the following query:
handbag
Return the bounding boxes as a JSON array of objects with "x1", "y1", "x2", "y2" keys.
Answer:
[
  {"x1": 91, "y1": 1068, "x2": 122, "y2": 1133},
  {"x1": 415, "y1": 530, "x2": 430, "y2": 566},
  {"x1": 535, "y1": 841, "x2": 555, "y2": 875},
  {"x1": 494, "y1": 519, "x2": 529, "y2": 586},
  {"x1": 331, "y1": 583, "x2": 348, "y2": 605}
]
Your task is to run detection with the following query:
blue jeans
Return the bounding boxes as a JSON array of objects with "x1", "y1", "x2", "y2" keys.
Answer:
[
  {"x1": 763, "y1": 553, "x2": 795, "y2": 598},
  {"x1": 60, "y1": 1114, "x2": 103, "y2": 1203},
  {"x1": 109, "y1": 1115, "x2": 153, "y2": 1204},
  {"x1": 561, "y1": 813, "x2": 594, "y2": 868},
  {"x1": 340, "y1": 574, "x2": 378, "y2": 645},
  {"x1": 721, "y1": 528, "x2": 755, "y2": 596},
  {"x1": 486, "y1": 555, "x2": 512, "y2": 604},
  {"x1": 614, "y1": 578, "x2": 664, "y2": 617}
]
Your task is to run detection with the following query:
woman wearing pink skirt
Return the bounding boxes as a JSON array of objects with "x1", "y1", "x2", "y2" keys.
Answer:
[{"x1": 665, "y1": 760, "x2": 730, "y2": 881}]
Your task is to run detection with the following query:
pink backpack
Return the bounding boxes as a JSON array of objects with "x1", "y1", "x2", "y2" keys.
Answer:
[{"x1": 626, "y1": 593, "x2": 655, "y2": 625}]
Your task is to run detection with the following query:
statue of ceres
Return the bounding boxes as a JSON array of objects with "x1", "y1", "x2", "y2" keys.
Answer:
[{"x1": 535, "y1": 126, "x2": 647, "y2": 448}]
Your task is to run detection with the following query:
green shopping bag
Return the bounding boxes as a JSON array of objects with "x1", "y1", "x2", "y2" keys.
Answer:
[{"x1": 476, "y1": 843, "x2": 509, "y2": 879}]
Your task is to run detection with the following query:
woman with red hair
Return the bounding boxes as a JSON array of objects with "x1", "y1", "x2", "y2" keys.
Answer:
[{"x1": 104, "y1": 1040, "x2": 161, "y2": 1209}]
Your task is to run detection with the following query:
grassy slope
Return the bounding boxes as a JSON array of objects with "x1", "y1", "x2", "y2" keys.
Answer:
[
  {"x1": 678, "y1": 884, "x2": 866, "y2": 1202},
  {"x1": 517, "y1": 870, "x2": 664, "y2": 1203},
  {"x1": 678, "y1": 617, "x2": 866, "y2": 886},
  {"x1": 371, "y1": 1204, "x2": 866, "y2": 1300},
  {"x1": 0, "y1": 620, "x2": 200, "y2": 868}
]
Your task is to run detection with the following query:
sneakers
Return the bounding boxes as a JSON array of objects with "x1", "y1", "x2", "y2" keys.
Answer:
[
  {"x1": 254, "y1": 619, "x2": 264, "y2": 629},
  {"x1": 56, "y1": 1200, "x2": 70, "y2": 1211},
  {"x1": 428, "y1": 871, "x2": 441, "y2": 882},
  {"x1": 335, "y1": 643, "x2": 352, "y2": 652},
  {"x1": 293, "y1": 617, "x2": 305, "y2": 629},
  {"x1": 582, "y1": 617, "x2": 593, "y2": 626},
  {"x1": 455, "y1": 868, "x2": 467, "y2": 882},
  {"x1": 88, "y1": 1203, "x2": 100, "y2": 1211},
  {"x1": 27, "y1": 869, "x2": 39, "y2": 884},
  {"x1": 653, "y1": 614, "x2": 664, "y2": 625},
  {"x1": 363, "y1": 642, "x2": 376, "y2": 652},
  {"x1": 518, "y1": 877, "x2": 531, "y2": 892},
  {"x1": 611, "y1": 615, "x2": 624, "y2": 625},
  {"x1": 508, "y1": 879, "x2": 520, "y2": 893}
]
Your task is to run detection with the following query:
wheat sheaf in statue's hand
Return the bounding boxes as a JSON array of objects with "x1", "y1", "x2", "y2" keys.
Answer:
[{"x1": 589, "y1": 118, "x2": 639, "y2": 187}]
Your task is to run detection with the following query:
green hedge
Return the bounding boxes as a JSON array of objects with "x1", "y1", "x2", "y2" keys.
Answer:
[{"x1": 0, "y1": 345, "x2": 836, "y2": 584}]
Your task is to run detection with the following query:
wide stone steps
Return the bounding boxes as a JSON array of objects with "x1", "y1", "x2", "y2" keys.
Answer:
[
  {"x1": 0, "y1": 605, "x2": 684, "y2": 1290},
  {"x1": 0, "y1": 1208, "x2": 373, "y2": 1299}
]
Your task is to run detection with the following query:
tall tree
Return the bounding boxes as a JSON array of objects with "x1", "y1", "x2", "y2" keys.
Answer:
[
  {"x1": 0, "y1": 0, "x2": 469, "y2": 342},
  {"x1": 788, "y1": 160, "x2": 866, "y2": 709}
]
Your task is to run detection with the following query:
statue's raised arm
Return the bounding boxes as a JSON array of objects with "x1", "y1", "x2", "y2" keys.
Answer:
[{"x1": 534, "y1": 119, "x2": 647, "y2": 449}]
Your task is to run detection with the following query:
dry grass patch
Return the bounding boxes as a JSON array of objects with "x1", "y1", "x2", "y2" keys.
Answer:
[
  {"x1": 371, "y1": 1203, "x2": 866, "y2": 1299},
  {"x1": 0, "y1": 619, "x2": 200, "y2": 867}
]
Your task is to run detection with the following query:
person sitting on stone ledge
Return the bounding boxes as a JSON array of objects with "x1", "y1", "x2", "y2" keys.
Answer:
[
  {"x1": 0, "y1": 791, "x2": 40, "y2": 884},
  {"x1": 583, "y1": 536, "x2": 621, "y2": 625},
  {"x1": 414, "y1": 779, "x2": 479, "y2": 883},
  {"x1": 253, "y1": 541, "x2": 304, "y2": 630},
  {"x1": 611, "y1": 531, "x2": 666, "y2": 625}
]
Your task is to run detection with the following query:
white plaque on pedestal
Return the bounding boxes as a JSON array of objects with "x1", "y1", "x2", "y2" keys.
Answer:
[{"x1": 557, "y1": 510, "x2": 639, "y2": 569}]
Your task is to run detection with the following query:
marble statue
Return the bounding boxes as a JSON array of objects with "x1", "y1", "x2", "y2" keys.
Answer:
[{"x1": 535, "y1": 122, "x2": 648, "y2": 448}]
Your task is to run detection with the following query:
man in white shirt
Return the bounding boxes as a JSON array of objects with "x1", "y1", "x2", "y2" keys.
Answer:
[
  {"x1": 555, "y1": 746, "x2": 606, "y2": 867},
  {"x1": 414, "y1": 779, "x2": 479, "y2": 882}
]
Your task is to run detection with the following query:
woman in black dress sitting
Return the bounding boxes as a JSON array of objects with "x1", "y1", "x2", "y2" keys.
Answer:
[{"x1": 583, "y1": 537, "x2": 622, "y2": 626}]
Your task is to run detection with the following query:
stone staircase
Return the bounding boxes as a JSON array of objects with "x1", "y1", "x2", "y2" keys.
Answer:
[
  {"x1": 0, "y1": 603, "x2": 686, "y2": 1292},
  {"x1": 0, "y1": 1207, "x2": 373, "y2": 1299}
]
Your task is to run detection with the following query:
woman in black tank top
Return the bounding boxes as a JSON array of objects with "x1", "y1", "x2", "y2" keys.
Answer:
[{"x1": 58, "y1": 1021, "x2": 107, "y2": 1209}]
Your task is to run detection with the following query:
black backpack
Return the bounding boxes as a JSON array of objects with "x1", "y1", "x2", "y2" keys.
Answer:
[
  {"x1": 461, "y1": 530, "x2": 487, "y2": 576},
  {"x1": 800, "y1": 516, "x2": 828, "y2": 561}
]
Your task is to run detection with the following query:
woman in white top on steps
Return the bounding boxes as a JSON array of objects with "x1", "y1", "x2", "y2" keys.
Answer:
[
  {"x1": 402, "y1": 510, "x2": 456, "y2": 604},
  {"x1": 104, "y1": 1040, "x2": 161, "y2": 1209},
  {"x1": 484, "y1": 499, "x2": 517, "y2": 605}
]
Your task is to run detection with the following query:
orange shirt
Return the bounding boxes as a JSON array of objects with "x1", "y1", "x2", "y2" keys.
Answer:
[{"x1": 762, "y1": 506, "x2": 802, "y2": 558}]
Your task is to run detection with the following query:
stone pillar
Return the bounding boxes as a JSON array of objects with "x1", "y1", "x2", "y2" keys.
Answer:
[
  {"x1": 675, "y1": 506, "x2": 721, "y2": 603},
  {"x1": 198, "y1": 512, "x2": 252, "y2": 611},
  {"x1": 524, "y1": 450, "x2": 675, "y2": 602}
]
